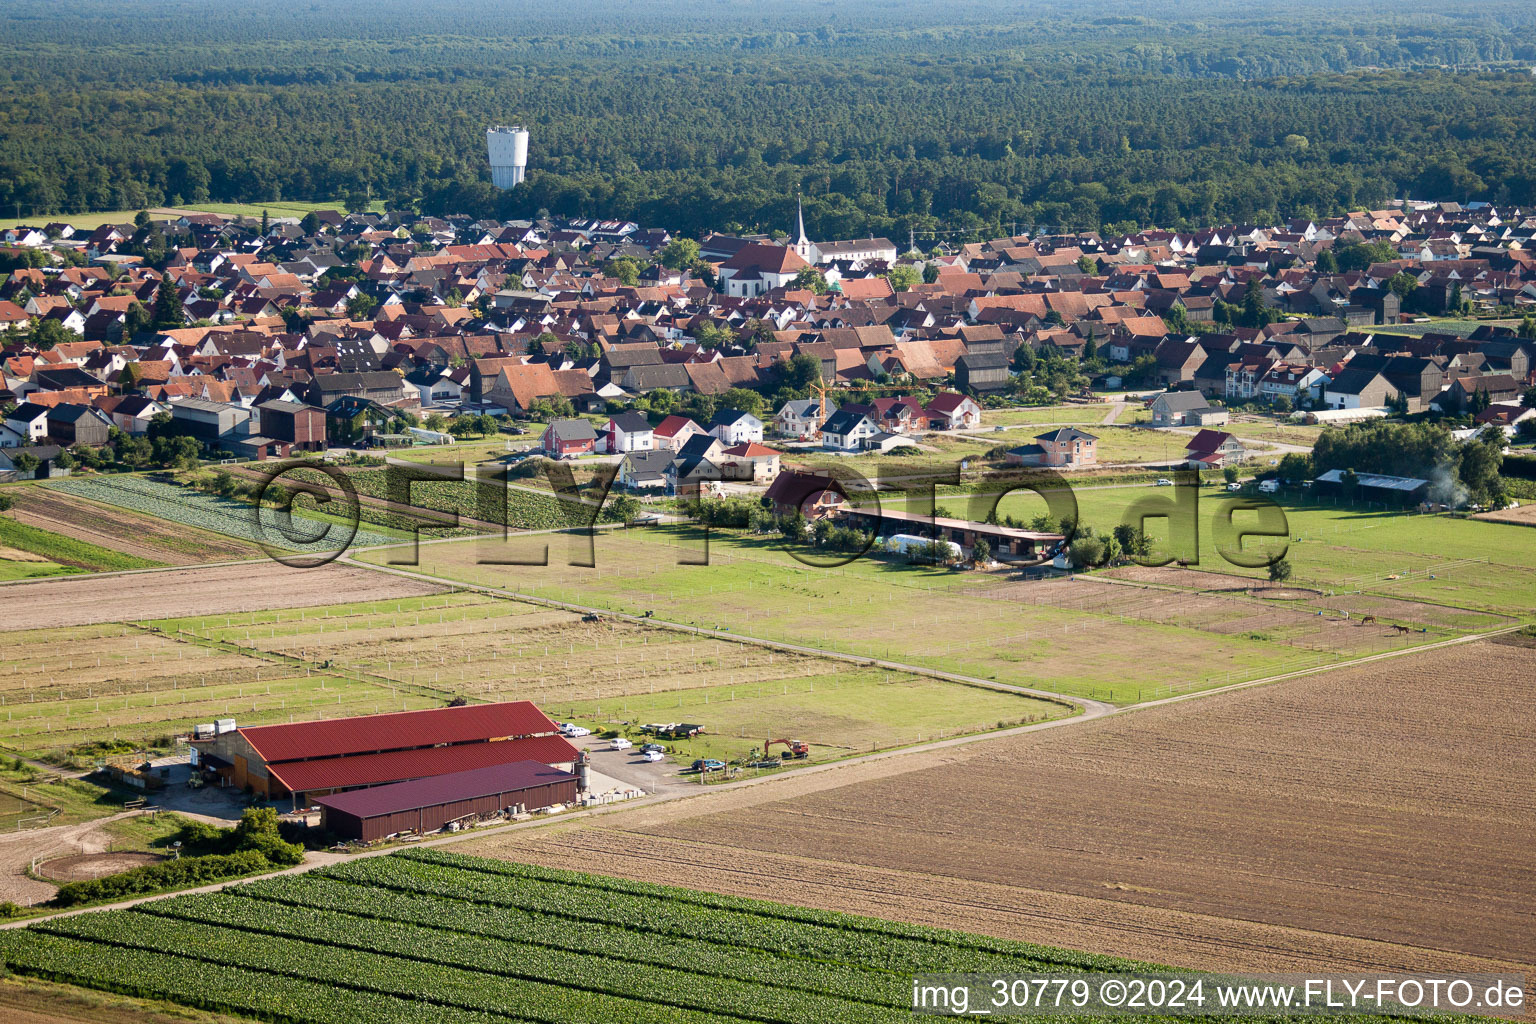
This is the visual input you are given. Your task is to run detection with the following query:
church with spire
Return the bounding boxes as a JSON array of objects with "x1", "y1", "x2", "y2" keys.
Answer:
[{"x1": 790, "y1": 192, "x2": 898, "y2": 267}]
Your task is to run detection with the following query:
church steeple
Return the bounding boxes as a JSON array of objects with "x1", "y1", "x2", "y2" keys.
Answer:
[{"x1": 792, "y1": 192, "x2": 816, "y2": 262}]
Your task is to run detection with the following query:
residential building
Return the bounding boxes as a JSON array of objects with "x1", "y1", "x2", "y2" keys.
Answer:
[
  {"x1": 601, "y1": 410, "x2": 655, "y2": 454},
  {"x1": 541, "y1": 418, "x2": 598, "y2": 456}
]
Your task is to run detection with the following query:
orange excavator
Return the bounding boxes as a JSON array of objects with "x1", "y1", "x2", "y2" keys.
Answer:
[{"x1": 765, "y1": 737, "x2": 810, "y2": 760}]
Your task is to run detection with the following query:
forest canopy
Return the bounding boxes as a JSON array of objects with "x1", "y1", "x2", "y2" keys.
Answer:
[{"x1": 2, "y1": 0, "x2": 1535, "y2": 237}]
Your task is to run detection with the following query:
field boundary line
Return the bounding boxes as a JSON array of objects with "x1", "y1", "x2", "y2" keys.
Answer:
[{"x1": 337, "y1": 555, "x2": 1103, "y2": 717}]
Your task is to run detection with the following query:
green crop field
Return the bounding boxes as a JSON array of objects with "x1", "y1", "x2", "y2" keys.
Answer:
[
  {"x1": 355, "y1": 525, "x2": 1490, "y2": 703},
  {"x1": 0, "y1": 850, "x2": 1421, "y2": 1024}
]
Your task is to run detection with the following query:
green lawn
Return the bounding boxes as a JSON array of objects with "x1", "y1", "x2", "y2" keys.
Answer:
[
  {"x1": 559, "y1": 669, "x2": 1064, "y2": 765},
  {"x1": 980, "y1": 404, "x2": 1111, "y2": 427},
  {"x1": 0, "y1": 557, "x2": 77, "y2": 582}
]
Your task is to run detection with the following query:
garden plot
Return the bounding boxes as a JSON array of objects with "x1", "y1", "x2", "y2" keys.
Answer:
[{"x1": 7, "y1": 486, "x2": 264, "y2": 564}]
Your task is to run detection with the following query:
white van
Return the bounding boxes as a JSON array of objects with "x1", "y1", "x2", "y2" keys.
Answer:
[{"x1": 1258, "y1": 479, "x2": 1280, "y2": 494}]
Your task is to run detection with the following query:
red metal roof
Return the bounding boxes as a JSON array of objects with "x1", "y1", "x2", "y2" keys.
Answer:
[
  {"x1": 239, "y1": 700, "x2": 559, "y2": 764},
  {"x1": 267, "y1": 734, "x2": 579, "y2": 794},
  {"x1": 312, "y1": 760, "x2": 576, "y2": 820}
]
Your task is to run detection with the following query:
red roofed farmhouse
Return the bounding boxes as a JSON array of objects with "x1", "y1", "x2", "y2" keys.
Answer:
[{"x1": 189, "y1": 700, "x2": 577, "y2": 807}]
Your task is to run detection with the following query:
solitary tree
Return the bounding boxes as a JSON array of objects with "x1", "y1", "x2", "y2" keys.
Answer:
[
  {"x1": 150, "y1": 281, "x2": 186, "y2": 330},
  {"x1": 971, "y1": 537, "x2": 991, "y2": 564},
  {"x1": 1267, "y1": 557, "x2": 1293, "y2": 583}
]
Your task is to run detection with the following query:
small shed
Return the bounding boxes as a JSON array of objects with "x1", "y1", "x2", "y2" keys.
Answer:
[{"x1": 314, "y1": 760, "x2": 578, "y2": 841}]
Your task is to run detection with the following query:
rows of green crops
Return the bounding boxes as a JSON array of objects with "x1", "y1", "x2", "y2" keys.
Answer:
[
  {"x1": 0, "y1": 849, "x2": 1401, "y2": 1024},
  {"x1": 0, "y1": 849, "x2": 1156, "y2": 1024}
]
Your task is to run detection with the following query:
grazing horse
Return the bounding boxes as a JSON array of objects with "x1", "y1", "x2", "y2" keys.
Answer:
[
  {"x1": 1391, "y1": 624, "x2": 1411, "y2": 634},
  {"x1": 1359, "y1": 615, "x2": 1377, "y2": 626}
]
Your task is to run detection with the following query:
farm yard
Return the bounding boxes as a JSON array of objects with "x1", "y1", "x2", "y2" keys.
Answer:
[
  {"x1": 162, "y1": 592, "x2": 1064, "y2": 765},
  {"x1": 472, "y1": 637, "x2": 1536, "y2": 984},
  {"x1": 359, "y1": 526, "x2": 1500, "y2": 703},
  {"x1": 0, "y1": 848, "x2": 1195, "y2": 1024}
]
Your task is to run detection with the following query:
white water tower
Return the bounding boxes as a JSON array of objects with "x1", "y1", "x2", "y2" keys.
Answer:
[{"x1": 487, "y1": 125, "x2": 530, "y2": 189}]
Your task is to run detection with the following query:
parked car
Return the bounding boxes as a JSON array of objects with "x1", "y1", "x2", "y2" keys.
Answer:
[
  {"x1": 1225, "y1": 481, "x2": 1243, "y2": 492},
  {"x1": 641, "y1": 749, "x2": 665, "y2": 762},
  {"x1": 1155, "y1": 478, "x2": 1174, "y2": 487},
  {"x1": 692, "y1": 758, "x2": 726, "y2": 773},
  {"x1": 610, "y1": 737, "x2": 632, "y2": 750},
  {"x1": 640, "y1": 743, "x2": 666, "y2": 754},
  {"x1": 558, "y1": 723, "x2": 590, "y2": 738}
]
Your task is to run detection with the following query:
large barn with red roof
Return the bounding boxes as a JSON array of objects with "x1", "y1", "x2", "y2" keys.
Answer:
[{"x1": 189, "y1": 700, "x2": 578, "y2": 805}]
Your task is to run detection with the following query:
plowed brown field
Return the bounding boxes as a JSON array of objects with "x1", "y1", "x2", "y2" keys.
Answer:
[
  {"x1": 0, "y1": 562, "x2": 446, "y2": 629},
  {"x1": 467, "y1": 639, "x2": 1536, "y2": 980}
]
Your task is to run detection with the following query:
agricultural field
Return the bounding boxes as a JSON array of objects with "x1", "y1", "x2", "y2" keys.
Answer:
[
  {"x1": 45, "y1": 477, "x2": 397, "y2": 554},
  {"x1": 4, "y1": 486, "x2": 263, "y2": 565},
  {"x1": 163, "y1": 591, "x2": 1060, "y2": 765},
  {"x1": 477, "y1": 638, "x2": 1536, "y2": 983},
  {"x1": 0, "y1": 848, "x2": 1213, "y2": 1024},
  {"x1": 0, "y1": 618, "x2": 444, "y2": 764},
  {"x1": 0, "y1": 200, "x2": 359, "y2": 232},
  {"x1": 0, "y1": 516, "x2": 160, "y2": 576},
  {"x1": 357, "y1": 526, "x2": 1492, "y2": 704},
  {"x1": 280, "y1": 465, "x2": 598, "y2": 532},
  {"x1": 0, "y1": 561, "x2": 446, "y2": 632}
]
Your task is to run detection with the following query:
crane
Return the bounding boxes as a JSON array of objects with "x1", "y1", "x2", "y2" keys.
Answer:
[
  {"x1": 765, "y1": 737, "x2": 810, "y2": 760},
  {"x1": 809, "y1": 380, "x2": 926, "y2": 439}
]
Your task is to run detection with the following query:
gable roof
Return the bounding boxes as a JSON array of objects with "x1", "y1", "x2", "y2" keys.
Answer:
[
  {"x1": 311, "y1": 759, "x2": 577, "y2": 819},
  {"x1": 237, "y1": 700, "x2": 559, "y2": 764},
  {"x1": 1036, "y1": 427, "x2": 1098, "y2": 444},
  {"x1": 608, "y1": 410, "x2": 653, "y2": 433}
]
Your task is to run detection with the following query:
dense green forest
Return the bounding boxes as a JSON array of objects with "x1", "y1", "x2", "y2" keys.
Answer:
[{"x1": 2, "y1": 0, "x2": 1535, "y2": 237}]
